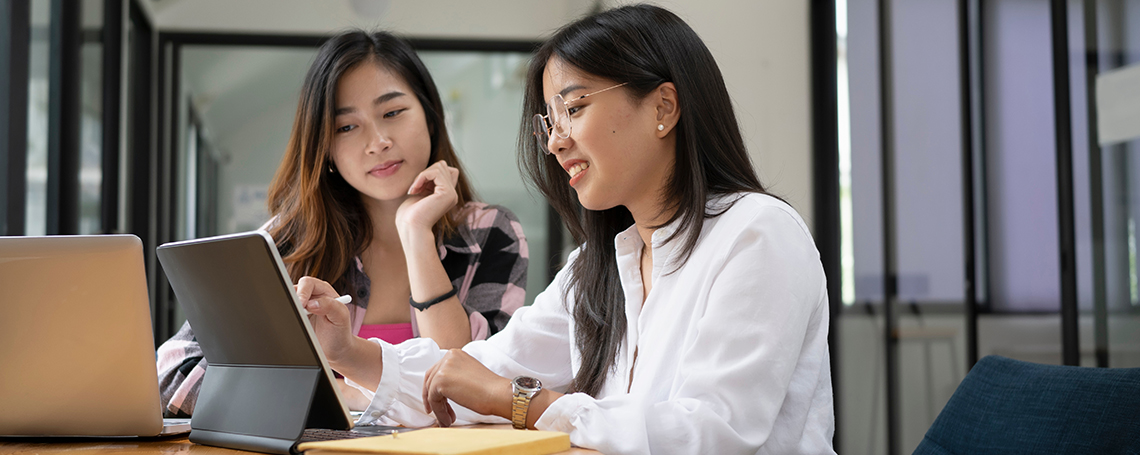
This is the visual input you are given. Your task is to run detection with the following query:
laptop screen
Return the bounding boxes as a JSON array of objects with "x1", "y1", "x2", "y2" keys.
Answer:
[{"x1": 0, "y1": 235, "x2": 165, "y2": 437}]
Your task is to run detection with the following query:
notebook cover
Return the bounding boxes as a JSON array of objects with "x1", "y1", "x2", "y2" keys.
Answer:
[{"x1": 296, "y1": 428, "x2": 571, "y2": 455}]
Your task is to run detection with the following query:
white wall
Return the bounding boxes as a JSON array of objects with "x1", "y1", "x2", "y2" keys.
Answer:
[{"x1": 606, "y1": 0, "x2": 815, "y2": 225}]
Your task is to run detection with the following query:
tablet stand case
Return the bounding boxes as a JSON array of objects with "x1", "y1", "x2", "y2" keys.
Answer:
[{"x1": 191, "y1": 364, "x2": 348, "y2": 454}]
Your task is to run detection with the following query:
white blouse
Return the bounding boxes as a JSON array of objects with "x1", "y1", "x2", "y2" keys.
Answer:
[{"x1": 350, "y1": 193, "x2": 835, "y2": 454}]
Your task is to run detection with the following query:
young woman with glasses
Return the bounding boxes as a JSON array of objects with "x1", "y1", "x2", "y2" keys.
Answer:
[
  {"x1": 298, "y1": 5, "x2": 834, "y2": 454},
  {"x1": 156, "y1": 31, "x2": 529, "y2": 416}
]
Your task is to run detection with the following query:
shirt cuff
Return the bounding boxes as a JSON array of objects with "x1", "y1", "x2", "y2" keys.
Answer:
[
  {"x1": 347, "y1": 337, "x2": 401, "y2": 426},
  {"x1": 534, "y1": 392, "x2": 589, "y2": 433}
]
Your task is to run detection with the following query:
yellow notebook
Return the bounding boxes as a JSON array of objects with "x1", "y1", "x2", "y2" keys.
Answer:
[{"x1": 296, "y1": 428, "x2": 571, "y2": 455}]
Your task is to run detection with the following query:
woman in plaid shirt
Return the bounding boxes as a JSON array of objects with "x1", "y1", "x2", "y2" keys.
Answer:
[{"x1": 156, "y1": 30, "x2": 528, "y2": 417}]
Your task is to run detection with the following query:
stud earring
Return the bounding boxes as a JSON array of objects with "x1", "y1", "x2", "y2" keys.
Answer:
[
  {"x1": 328, "y1": 163, "x2": 336, "y2": 174},
  {"x1": 657, "y1": 124, "x2": 665, "y2": 131}
]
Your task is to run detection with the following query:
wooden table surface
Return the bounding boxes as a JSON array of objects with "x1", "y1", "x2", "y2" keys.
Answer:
[{"x1": 0, "y1": 425, "x2": 598, "y2": 454}]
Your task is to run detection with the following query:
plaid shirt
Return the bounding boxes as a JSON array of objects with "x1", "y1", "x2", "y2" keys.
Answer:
[{"x1": 156, "y1": 202, "x2": 528, "y2": 417}]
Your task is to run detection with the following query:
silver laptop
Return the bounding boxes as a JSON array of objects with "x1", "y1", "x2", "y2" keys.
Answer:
[{"x1": 0, "y1": 235, "x2": 190, "y2": 437}]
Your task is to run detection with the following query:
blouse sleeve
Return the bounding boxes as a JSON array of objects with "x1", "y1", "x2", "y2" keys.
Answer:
[
  {"x1": 350, "y1": 249, "x2": 577, "y2": 428},
  {"x1": 155, "y1": 321, "x2": 209, "y2": 417},
  {"x1": 447, "y1": 204, "x2": 529, "y2": 339}
]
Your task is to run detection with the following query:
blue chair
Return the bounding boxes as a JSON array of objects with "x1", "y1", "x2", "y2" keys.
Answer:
[{"x1": 913, "y1": 355, "x2": 1140, "y2": 455}]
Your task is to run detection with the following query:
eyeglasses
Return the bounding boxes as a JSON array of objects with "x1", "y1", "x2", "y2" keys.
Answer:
[{"x1": 532, "y1": 82, "x2": 629, "y2": 155}]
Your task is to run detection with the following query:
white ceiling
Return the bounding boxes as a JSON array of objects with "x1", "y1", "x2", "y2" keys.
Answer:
[{"x1": 143, "y1": 0, "x2": 596, "y2": 38}]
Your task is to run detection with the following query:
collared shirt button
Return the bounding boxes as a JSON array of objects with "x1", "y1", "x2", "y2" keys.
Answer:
[{"x1": 371, "y1": 411, "x2": 382, "y2": 417}]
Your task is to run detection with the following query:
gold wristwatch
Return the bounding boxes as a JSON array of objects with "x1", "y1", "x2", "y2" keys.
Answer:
[{"x1": 511, "y1": 376, "x2": 542, "y2": 429}]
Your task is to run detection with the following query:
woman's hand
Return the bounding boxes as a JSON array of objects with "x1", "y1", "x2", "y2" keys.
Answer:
[
  {"x1": 393, "y1": 160, "x2": 472, "y2": 348},
  {"x1": 295, "y1": 276, "x2": 354, "y2": 366},
  {"x1": 395, "y1": 160, "x2": 461, "y2": 235},
  {"x1": 422, "y1": 349, "x2": 513, "y2": 427}
]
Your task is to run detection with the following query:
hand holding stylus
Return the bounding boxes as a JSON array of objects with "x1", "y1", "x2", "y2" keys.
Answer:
[
  {"x1": 295, "y1": 277, "x2": 355, "y2": 365},
  {"x1": 299, "y1": 294, "x2": 352, "y2": 315}
]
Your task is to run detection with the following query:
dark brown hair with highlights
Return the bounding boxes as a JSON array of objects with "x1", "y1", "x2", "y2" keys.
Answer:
[{"x1": 267, "y1": 30, "x2": 475, "y2": 292}]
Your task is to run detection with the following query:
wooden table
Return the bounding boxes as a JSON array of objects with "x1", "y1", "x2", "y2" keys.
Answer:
[{"x1": 0, "y1": 425, "x2": 598, "y2": 454}]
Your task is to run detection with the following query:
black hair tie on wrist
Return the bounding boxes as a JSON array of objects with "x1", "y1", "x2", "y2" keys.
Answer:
[{"x1": 409, "y1": 285, "x2": 457, "y2": 311}]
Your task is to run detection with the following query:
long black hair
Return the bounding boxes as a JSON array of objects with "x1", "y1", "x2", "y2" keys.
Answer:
[{"x1": 519, "y1": 5, "x2": 771, "y2": 396}]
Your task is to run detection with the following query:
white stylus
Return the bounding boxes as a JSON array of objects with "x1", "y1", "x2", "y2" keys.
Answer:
[{"x1": 300, "y1": 294, "x2": 352, "y2": 315}]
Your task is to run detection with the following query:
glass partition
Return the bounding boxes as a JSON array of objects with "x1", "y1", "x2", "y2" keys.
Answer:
[
  {"x1": 1091, "y1": 0, "x2": 1140, "y2": 368},
  {"x1": 25, "y1": 0, "x2": 50, "y2": 235},
  {"x1": 78, "y1": 0, "x2": 102, "y2": 234},
  {"x1": 418, "y1": 50, "x2": 550, "y2": 307},
  {"x1": 837, "y1": 0, "x2": 1140, "y2": 452}
]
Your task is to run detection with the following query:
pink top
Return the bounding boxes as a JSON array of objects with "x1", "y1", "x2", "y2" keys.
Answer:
[{"x1": 357, "y1": 323, "x2": 415, "y2": 345}]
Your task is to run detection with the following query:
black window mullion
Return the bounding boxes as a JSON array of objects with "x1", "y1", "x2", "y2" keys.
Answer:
[
  {"x1": 1081, "y1": 0, "x2": 1109, "y2": 369},
  {"x1": 1049, "y1": 0, "x2": 1080, "y2": 366},
  {"x1": 810, "y1": 0, "x2": 841, "y2": 447},
  {"x1": 150, "y1": 36, "x2": 169, "y2": 342},
  {"x1": 977, "y1": 1, "x2": 993, "y2": 317},
  {"x1": 154, "y1": 38, "x2": 179, "y2": 342},
  {"x1": 958, "y1": 0, "x2": 982, "y2": 370},
  {"x1": 101, "y1": 0, "x2": 123, "y2": 234},
  {"x1": 46, "y1": 0, "x2": 80, "y2": 235},
  {"x1": 876, "y1": 0, "x2": 901, "y2": 452},
  {"x1": 126, "y1": 0, "x2": 156, "y2": 342},
  {"x1": 126, "y1": 0, "x2": 151, "y2": 246},
  {"x1": 1, "y1": 0, "x2": 29, "y2": 236}
]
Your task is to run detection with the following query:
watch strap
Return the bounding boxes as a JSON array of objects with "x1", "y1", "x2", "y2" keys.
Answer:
[{"x1": 511, "y1": 391, "x2": 530, "y2": 429}]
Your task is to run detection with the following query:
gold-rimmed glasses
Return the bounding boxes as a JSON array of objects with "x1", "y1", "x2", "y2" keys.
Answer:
[{"x1": 532, "y1": 82, "x2": 629, "y2": 155}]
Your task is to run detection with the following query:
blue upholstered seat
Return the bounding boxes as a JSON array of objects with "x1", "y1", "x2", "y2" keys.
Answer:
[{"x1": 912, "y1": 355, "x2": 1140, "y2": 455}]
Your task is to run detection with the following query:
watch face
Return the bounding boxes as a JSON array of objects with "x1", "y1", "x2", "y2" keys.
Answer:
[{"x1": 514, "y1": 376, "x2": 541, "y2": 392}]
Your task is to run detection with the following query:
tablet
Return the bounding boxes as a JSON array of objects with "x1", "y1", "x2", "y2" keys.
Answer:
[{"x1": 157, "y1": 231, "x2": 356, "y2": 454}]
